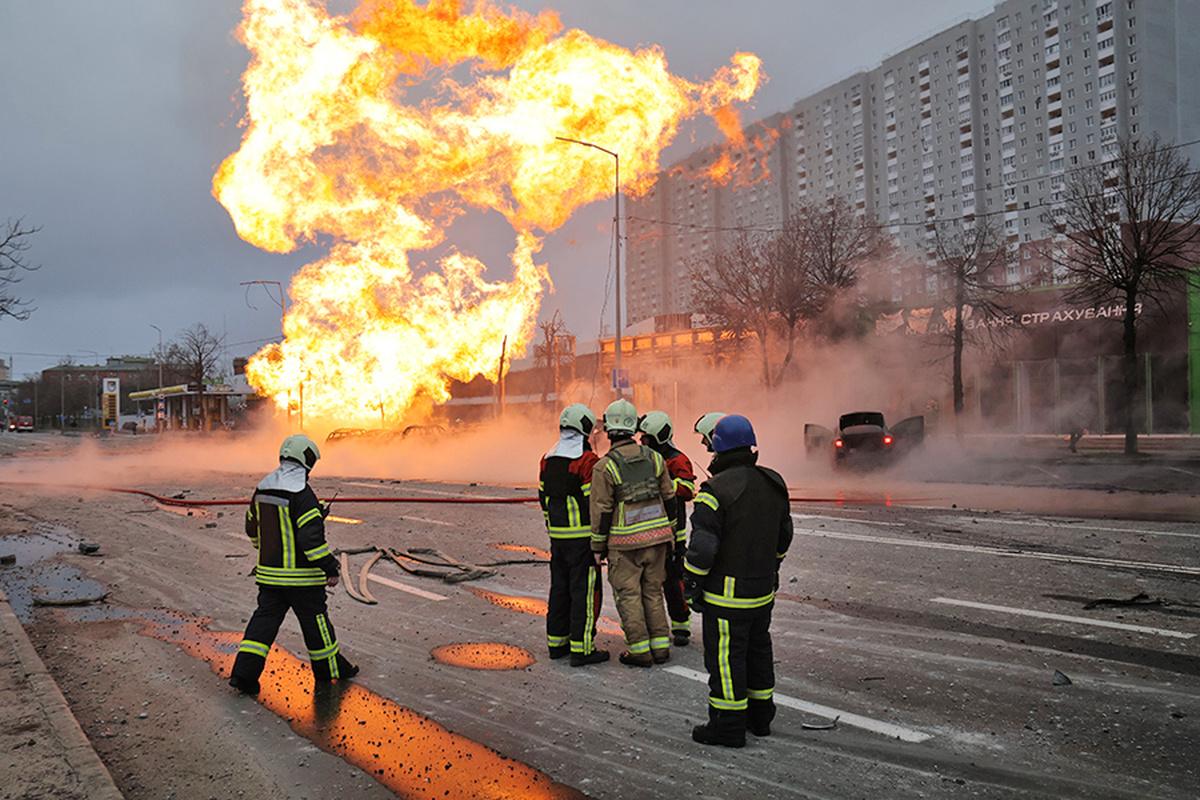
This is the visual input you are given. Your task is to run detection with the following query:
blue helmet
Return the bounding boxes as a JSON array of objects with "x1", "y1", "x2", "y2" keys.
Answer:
[{"x1": 711, "y1": 414, "x2": 756, "y2": 453}]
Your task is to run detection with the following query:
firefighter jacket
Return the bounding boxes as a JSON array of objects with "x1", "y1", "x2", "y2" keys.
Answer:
[
  {"x1": 539, "y1": 432, "x2": 600, "y2": 540},
  {"x1": 684, "y1": 449, "x2": 793, "y2": 614},
  {"x1": 589, "y1": 439, "x2": 676, "y2": 553},
  {"x1": 646, "y1": 441, "x2": 696, "y2": 540},
  {"x1": 244, "y1": 461, "x2": 339, "y2": 588}
]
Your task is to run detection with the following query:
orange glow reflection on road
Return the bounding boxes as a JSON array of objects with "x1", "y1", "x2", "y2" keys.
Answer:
[
  {"x1": 470, "y1": 588, "x2": 623, "y2": 636},
  {"x1": 137, "y1": 613, "x2": 585, "y2": 799},
  {"x1": 431, "y1": 642, "x2": 536, "y2": 670},
  {"x1": 327, "y1": 515, "x2": 364, "y2": 524},
  {"x1": 493, "y1": 543, "x2": 551, "y2": 560}
]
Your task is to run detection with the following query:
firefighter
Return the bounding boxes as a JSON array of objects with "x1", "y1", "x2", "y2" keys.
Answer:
[
  {"x1": 638, "y1": 410, "x2": 696, "y2": 647},
  {"x1": 684, "y1": 415, "x2": 793, "y2": 747},
  {"x1": 539, "y1": 404, "x2": 609, "y2": 667},
  {"x1": 590, "y1": 399, "x2": 677, "y2": 666},
  {"x1": 693, "y1": 411, "x2": 726, "y2": 453},
  {"x1": 229, "y1": 434, "x2": 357, "y2": 695}
]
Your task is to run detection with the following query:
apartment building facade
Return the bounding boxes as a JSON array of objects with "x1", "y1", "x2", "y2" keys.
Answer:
[{"x1": 626, "y1": 0, "x2": 1200, "y2": 326}]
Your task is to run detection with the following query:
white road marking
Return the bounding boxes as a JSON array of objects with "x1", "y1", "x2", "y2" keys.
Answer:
[
  {"x1": 663, "y1": 666, "x2": 933, "y2": 743},
  {"x1": 791, "y1": 513, "x2": 903, "y2": 527},
  {"x1": 343, "y1": 480, "x2": 387, "y2": 489},
  {"x1": 963, "y1": 516, "x2": 1200, "y2": 541},
  {"x1": 1167, "y1": 466, "x2": 1200, "y2": 479},
  {"x1": 397, "y1": 514, "x2": 456, "y2": 527},
  {"x1": 930, "y1": 597, "x2": 1196, "y2": 640},
  {"x1": 366, "y1": 573, "x2": 448, "y2": 601},
  {"x1": 1032, "y1": 465, "x2": 1062, "y2": 481},
  {"x1": 790, "y1": 526, "x2": 1200, "y2": 576}
]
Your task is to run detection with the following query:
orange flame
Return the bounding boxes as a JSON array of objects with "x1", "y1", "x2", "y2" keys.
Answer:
[{"x1": 214, "y1": 0, "x2": 762, "y2": 425}]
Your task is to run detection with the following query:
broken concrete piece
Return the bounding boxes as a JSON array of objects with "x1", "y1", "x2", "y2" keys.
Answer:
[
  {"x1": 1052, "y1": 670, "x2": 1072, "y2": 686},
  {"x1": 78, "y1": 542, "x2": 101, "y2": 555}
]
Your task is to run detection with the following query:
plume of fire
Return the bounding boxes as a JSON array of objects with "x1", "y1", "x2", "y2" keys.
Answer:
[{"x1": 214, "y1": 0, "x2": 762, "y2": 425}]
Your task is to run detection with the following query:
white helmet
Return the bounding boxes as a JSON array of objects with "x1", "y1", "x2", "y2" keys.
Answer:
[
  {"x1": 694, "y1": 412, "x2": 727, "y2": 451},
  {"x1": 603, "y1": 399, "x2": 638, "y2": 435},
  {"x1": 559, "y1": 403, "x2": 596, "y2": 436},
  {"x1": 280, "y1": 434, "x2": 321, "y2": 470}
]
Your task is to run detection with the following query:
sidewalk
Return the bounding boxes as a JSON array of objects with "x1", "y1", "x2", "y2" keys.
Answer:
[
  {"x1": 0, "y1": 588, "x2": 123, "y2": 800},
  {"x1": 955, "y1": 433, "x2": 1200, "y2": 461}
]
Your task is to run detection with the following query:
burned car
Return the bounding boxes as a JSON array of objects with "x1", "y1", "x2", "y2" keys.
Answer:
[{"x1": 804, "y1": 411, "x2": 924, "y2": 468}]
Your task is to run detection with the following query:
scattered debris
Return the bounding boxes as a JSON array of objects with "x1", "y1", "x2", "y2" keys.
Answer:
[
  {"x1": 1083, "y1": 592, "x2": 1163, "y2": 611},
  {"x1": 0, "y1": 554, "x2": 15, "y2": 566},
  {"x1": 339, "y1": 552, "x2": 377, "y2": 606},
  {"x1": 77, "y1": 542, "x2": 101, "y2": 555},
  {"x1": 356, "y1": 551, "x2": 382, "y2": 604},
  {"x1": 1052, "y1": 670, "x2": 1072, "y2": 686},
  {"x1": 859, "y1": 676, "x2": 886, "y2": 682},
  {"x1": 801, "y1": 715, "x2": 839, "y2": 731},
  {"x1": 223, "y1": 553, "x2": 248, "y2": 558},
  {"x1": 942, "y1": 527, "x2": 963, "y2": 534}
]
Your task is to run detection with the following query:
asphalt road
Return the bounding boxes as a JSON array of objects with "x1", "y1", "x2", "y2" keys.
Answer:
[{"x1": 2, "y1": 445, "x2": 1199, "y2": 800}]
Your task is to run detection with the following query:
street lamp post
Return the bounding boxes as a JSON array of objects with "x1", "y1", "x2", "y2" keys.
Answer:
[
  {"x1": 149, "y1": 324, "x2": 163, "y2": 388},
  {"x1": 555, "y1": 136, "x2": 623, "y2": 392},
  {"x1": 240, "y1": 279, "x2": 291, "y2": 426}
]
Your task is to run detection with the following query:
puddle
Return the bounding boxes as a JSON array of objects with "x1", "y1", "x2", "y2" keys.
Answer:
[
  {"x1": 492, "y1": 543, "x2": 551, "y2": 560},
  {"x1": 0, "y1": 529, "x2": 108, "y2": 621},
  {"x1": 431, "y1": 642, "x2": 536, "y2": 670},
  {"x1": 123, "y1": 610, "x2": 585, "y2": 799},
  {"x1": 470, "y1": 588, "x2": 623, "y2": 637}
]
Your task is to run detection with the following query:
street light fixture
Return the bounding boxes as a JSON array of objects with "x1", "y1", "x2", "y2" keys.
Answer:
[
  {"x1": 555, "y1": 136, "x2": 624, "y2": 392},
  {"x1": 149, "y1": 324, "x2": 163, "y2": 389}
]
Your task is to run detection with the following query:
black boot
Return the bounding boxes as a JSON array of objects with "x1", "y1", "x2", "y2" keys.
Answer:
[
  {"x1": 673, "y1": 631, "x2": 690, "y2": 647},
  {"x1": 228, "y1": 674, "x2": 261, "y2": 695},
  {"x1": 548, "y1": 646, "x2": 570, "y2": 660},
  {"x1": 691, "y1": 708, "x2": 746, "y2": 748},
  {"x1": 570, "y1": 649, "x2": 610, "y2": 667},
  {"x1": 748, "y1": 698, "x2": 776, "y2": 737}
]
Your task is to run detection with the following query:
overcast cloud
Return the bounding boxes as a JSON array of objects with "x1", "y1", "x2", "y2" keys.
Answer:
[{"x1": 0, "y1": 0, "x2": 991, "y2": 378}]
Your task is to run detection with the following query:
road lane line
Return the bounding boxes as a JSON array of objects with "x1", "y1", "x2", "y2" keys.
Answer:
[
  {"x1": 1167, "y1": 466, "x2": 1200, "y2": 479},
  {"x1": 397, "y1": 514, "x2": 456, "y2": 527},
  {"x1": 367, "y1": 573, "x2": 448, "y2": 601},
  {"x1": 790, "y1": 522, "x2": 1200, "y2": 576},
  {"x1": 1032, "y1": 465, "x2": 1062, "y2": 481},
  {"x1": 930, "y1": 597, "x2": 1196, "y2": 640},
  {"x1": 960, "y1": 517, "x2": 1200, "y2": 541},
  {"x1": 663, "y1": 666, "x2": 933, "y2": 743},
  {"x1": 791, "y1": 513, "x2": 903, "y2": 527}
]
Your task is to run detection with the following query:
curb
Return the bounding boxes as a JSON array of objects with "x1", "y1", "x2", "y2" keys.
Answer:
[{"x1": 0, "y1": 588, "x2": 124, "y2": 800}]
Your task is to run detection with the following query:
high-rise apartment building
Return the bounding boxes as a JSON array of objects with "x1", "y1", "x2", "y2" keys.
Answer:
[{"x1": 625, "y1": 0, "x2": 1200, "y2": 326}]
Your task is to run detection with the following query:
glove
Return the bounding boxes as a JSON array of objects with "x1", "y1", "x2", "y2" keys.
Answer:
[
  {"x1": 592, "y1": 548, "x2": 607, "y2": 566},
  {"x1": 683, "y1": 574, "x2": 704, "y2": 611},
  {"x1": 674, "y1": 541, "x2": 687, "y2": 564}
]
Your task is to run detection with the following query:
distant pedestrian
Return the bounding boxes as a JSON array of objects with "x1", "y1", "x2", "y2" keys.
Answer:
[
  {"x1": 539, "y1": 404, "x2": 609, "y2": 667},
  {"x1": 590, "y1": 399, "x2": 677, "y2": 667},
  {"x1": 684, "y1": 415, "x2": 793, "y2": 747},
  {"x1": 229, "y1": 434, "x2": 357, "y2": 694}
]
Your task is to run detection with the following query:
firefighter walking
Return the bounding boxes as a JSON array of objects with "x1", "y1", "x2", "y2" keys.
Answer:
[
  {"x1": 684, "y1": 415, "x2": 793, "y2": 747},
  {"x1": 638, "y1": 411, "x2": 696, "y2": 647},
  {"x1": 539, "y1": 404, "x2": 609, "y2": 667},
  {"x1": 590, "y1": 399, "x2": 678, "y2": 667},
  {"x1": 229, "y1": 434, "x2": 358, "y2": 694}
]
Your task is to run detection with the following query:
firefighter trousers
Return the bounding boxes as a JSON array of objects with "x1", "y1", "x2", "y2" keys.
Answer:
[
  {"x1": 662, "y1": 550, "x2": 691, "y2": 638},
  {"x1": 546, "y1": 538, "x2": 603, "y2": 656},
  {"x1": 607, "y1": 543, "x2": 671, "y2": 656},
  {"x1": 230, "y1": 585, "x2": 355, "y2": 686},
  {"x1": 702, "y1": 605, "x2": 775, "y2": 722}
]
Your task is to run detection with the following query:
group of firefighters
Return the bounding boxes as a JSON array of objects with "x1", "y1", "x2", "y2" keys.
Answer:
[{"x1": 229, "y1": 402, "x2": 792, "y2": 750}]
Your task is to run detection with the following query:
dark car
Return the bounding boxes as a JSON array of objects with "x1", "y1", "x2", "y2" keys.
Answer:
[{"x1": 805, "y1": 411, "x2": 924, "y2": 468}]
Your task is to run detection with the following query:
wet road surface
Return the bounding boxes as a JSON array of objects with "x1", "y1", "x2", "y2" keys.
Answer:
[{"x1": 2, "y1": 468, "x2": 1198, "y2": 799}]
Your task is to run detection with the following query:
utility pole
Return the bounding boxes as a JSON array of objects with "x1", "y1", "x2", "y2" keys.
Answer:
[
  {"x1": 497, "y1": 335, "x2": 508, "y2": 418},
  {"x1": 241, "y1": 279, "x2": 291, "y2": 427},
  {"x1": 556, "y1": 137, "x2": 622, "y2": 394},
  {"x1": 149, "y1": 324, "x2": 164, "y2": 388}
]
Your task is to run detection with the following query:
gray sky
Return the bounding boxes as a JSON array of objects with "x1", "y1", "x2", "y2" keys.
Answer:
[{"x1": 0, "y1": 0, "x2": 991, "y2": 378}]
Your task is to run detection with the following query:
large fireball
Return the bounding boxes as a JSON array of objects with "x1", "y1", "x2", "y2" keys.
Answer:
[{"x1": 215, "y1": 0, "x2": 762, "y2": 425}]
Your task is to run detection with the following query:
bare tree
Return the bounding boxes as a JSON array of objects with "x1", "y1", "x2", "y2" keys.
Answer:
[
  {"x1": 932, "y1": 216, "x2": 1013, "y2": 424},
  {"x1": 693, "y1": 201, "x2": 879, "y2": 387},
  {"x1": 166, "y1": 324, "x2": 225, "y2": 430},
  {"x1": 533, "y1": 311, "x2": 575, "y2": 403},
  {"x1": 0, "y1": 218, "x2": 42, "y2": 321},
  {"x1": 691, "y1": 230, "x2": 778, "y2": 386},
  {"x1": 1042, "y1": 136, "x2": 1200, "y2": 454}
]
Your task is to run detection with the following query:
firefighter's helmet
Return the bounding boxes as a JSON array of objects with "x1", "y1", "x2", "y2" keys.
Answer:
[
  {"x1": 693, "y1": 411, "x2": 727, "y2": 451},
  {"x1": 638, "y1": 410, "x2": 673, "y2": 446},
  {"x1": 279, "y1": 434, "x2": 321, "y2": 470},
  {"x1": 559, "y1": 403, "x2": 596, "y2": 436},
  {"x1": 711, "y1": 414, "x2": 757, "y2": 453},
  {"x1": 603, "y1": 399, "x2": 638, "y2": 435}
]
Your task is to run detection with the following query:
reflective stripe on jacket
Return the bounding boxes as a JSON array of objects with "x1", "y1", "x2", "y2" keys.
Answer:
[
  {"x1": 589, "y1": 441, "x2": 676, "y2": 551},
  {"x1": 245, "y1": 482, "x2": 337, "y2": 588},
  {"x1": 539, "y1": 450, "x2": 599, "y2": 539}
]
